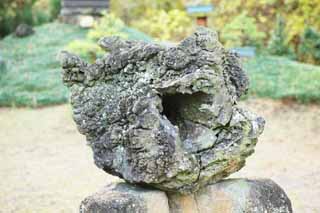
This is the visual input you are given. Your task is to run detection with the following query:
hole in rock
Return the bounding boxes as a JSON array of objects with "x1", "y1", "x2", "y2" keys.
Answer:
[{"x1": 161, "y1": 92, "x2": 209, "y2": 130}]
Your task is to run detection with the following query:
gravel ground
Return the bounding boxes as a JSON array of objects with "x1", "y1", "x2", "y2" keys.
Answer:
[{"x1": 0, "y1": 99, "x2": 319, "y2": 212}]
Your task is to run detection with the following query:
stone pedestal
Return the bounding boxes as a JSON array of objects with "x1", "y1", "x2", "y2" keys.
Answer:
[
  {"x1": 80, "y1": 182, "x2": 170, "y2": 213},
  {"x1": 79, "y1": 179, "x2": 292, "y2": 213},
  {"x1": 168, "y1": 179, "x2": 292, "y2": 213}
]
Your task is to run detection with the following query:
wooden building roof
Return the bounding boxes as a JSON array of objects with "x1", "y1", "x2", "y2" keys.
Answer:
[{"x1": 60, "y1": 0, "x2": 109, "y2": 16}]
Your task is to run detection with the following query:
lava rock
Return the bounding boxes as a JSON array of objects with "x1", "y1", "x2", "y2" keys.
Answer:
[
  {"x1": 60, "y1": 27, "x2": 265, "y2": 193},
  {"x1": 15, "y1": 23, "x2": 34, "y2": 37},
  {"x1": 80, "y1": 182, "x2": 170, "y2": 213},
  {"x1": 168, "y1": 178, "x2": 293, "y2": 213}
]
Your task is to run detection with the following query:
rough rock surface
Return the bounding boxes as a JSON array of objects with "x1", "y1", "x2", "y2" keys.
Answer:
[
  {"x1": 168, "y1": 178, "x2": 293, "y2": 213},
  {"x1": 80, "y1": 182, "x2": 170, "y2": 213},
  {"x1": 80, "y1": 179, "x2": 292, "y2": 213},
  {"x1": 60, "y1": 28, "x2": 265, "y2": 193},
  {"x1": 15, "y1": 23, "x2": 34, "y2": 37}
]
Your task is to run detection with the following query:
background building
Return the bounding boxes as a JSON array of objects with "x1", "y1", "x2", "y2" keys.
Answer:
[{"x1": 60, "y1": 0, "x2": 109, "y2": 24}]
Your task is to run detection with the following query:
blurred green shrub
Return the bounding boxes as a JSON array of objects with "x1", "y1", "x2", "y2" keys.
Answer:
[
  {"x1": 0, "y1": 0, "x2": 61, "y2": 37},
  {"x1": 67, "y1": 40, "x2": 103, "y2": 62},
  {"x1": 297, "y1": 27, "x2": 320, "y2": 65},
  {"x1": 0, "y1": 54, "x2": 6, "y2": 78},
  {"x1": 220, "y1": 12, "x2": 266, "y2": 48},
  {"x1": 110, "y1": 0, "x2": 184, "y2": 24},
  {"x1": 32, "y1": 0, "x2": 61, "y2": 25},
  {"x1": 210, "y1": 0, "x2": 320, "y2": 64},
  {"x1": 110, "y1": 0, "x2": 190, "y2": 41},
  {"x1": 267, "y1": 15, "x2": 295, "y2": 57},
  {"x1": 131, "y1": 9, "x2": 192, "y2": 42},
  {"x1": 67, "y1": 12, "x2": 152, "y2": 62},
  {"x1": 0, "y1": 0, "x2": 33, "y2": 37},
  {"x1": 87, "y1": 13, "x2": 128, "y2": 41},
  {"x1": 67, "y1": 13, "x2": 127, "y2": 61}
]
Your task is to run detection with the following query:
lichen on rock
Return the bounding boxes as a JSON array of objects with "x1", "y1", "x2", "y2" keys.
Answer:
[{"x1": 60, "y1": 27, "x2": 265, "y2": 194}]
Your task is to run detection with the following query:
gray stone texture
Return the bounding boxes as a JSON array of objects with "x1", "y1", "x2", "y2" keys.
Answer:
[
  {"x1": 15, "y1": 24, "x2": 34, "y2": 37},
  {"x1": 60, "y1": 28, "x2": 265, "y2": 193},
  {"x1": 168, "y1": 178, "x2": 293, "y2": 213},
  {"x1": 80, "y1": 179, "x2": 292, "y2": 213},
  {"x1": 79, "y1": 182, "x2": 170, "y2": 213}
]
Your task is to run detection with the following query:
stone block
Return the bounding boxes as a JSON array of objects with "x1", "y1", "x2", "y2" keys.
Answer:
[
  {"x1": 80, "y1": 179, "x2": 292, "y2": 213},
  {"x1": 168, "y1": 178, "x2": 292, "y2": 213},
  {"x1": 79, "y1": 182, "x2": 170, "y2": 213}
]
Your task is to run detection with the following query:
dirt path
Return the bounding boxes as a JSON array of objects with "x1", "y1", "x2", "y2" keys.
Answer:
[{"x1": 0, "y1": 99, "x2": 319, "y2": 212}]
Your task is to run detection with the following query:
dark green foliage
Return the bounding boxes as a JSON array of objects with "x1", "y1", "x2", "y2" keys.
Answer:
[
  {"x1": 268, "y1": 15, "x2": 294, "y2": 57},
  {"x1": 0, "y1": 55, "x2": 6, "y2": 77},
  {"x1": 0, "y1": 0, "x2": 33, "y2": 37},
  {"x1": 0, "y1": 0, "x2": 61, "y2": 38},
  {"x1": 49, "y1": 0, "x2": 61, "y2": 19},
  {"x1": 220, "y1": 12, "x2": 266, "y2": 49},
  {"x1": 297, "y1": 27, "x2": 320, "y2": 65},
  {"x1": 32, "y1": 0, "x2": 61, "y2": 25},
  {"x1": 110, "y1": 0, "x2": 184, "y2": 24}
]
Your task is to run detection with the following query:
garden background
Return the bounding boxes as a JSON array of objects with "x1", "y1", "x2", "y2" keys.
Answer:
[{"x1": 0, "y1": 0, "x2": 320, "y2": 212}]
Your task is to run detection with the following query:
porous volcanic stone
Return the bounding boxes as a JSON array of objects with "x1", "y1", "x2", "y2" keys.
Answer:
[
  {"x1": 60, "y1": 27, "x2": 265, "y2": 193},
  {"x1": 168, "y1": 178, "x2": 293, "y2": 213}
]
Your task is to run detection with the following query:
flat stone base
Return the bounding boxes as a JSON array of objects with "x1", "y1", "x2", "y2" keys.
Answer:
[
  {"x1": 80, "y1": 182, "x2": 169, "y2": 213},
  {"x1": 168, "y1": 179, "x2": 292, "y2": 213},
  {"x1": 80, "y1": 179, "x2": 292, "y2": 213}
]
